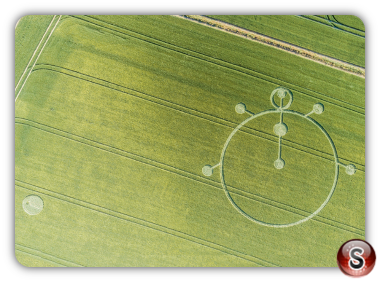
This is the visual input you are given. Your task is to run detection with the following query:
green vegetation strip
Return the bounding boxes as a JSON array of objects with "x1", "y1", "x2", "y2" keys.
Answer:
[
  {"x1": 178, "y1": 15, "x2": 365, "y2": 77},
  {"x1": 31, "y1": 64, "x2": 365, "y2": 171},
  {"x1": 15, "y1": 117, "x2": 365, "y2": 236},
  {"x1": 16, "y1": 184, "x2": 265, "y2": 267},
  {"x1": 30, "y1": 15, "x2": 364, "y2": 164},
  {"x1": 83, "y1": 15, "x2": 364, "y2": 110}
]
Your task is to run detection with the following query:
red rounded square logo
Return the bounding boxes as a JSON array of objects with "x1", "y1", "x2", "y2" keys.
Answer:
[{"x1": 337, "y1": 239, "x2": 376, "y2": 277}]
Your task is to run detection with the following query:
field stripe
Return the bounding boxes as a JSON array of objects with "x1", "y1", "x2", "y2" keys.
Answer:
[
  {"x1": 15, "y1": 15, "x2": 61, "y2": 102},
  {"x1": 15, "y1": 249, "x2": 67, "y2": 267},
  {"x1": 16, "y1": 181, "x2": 271, "y2": 267},
  {"x1": 84, "y1": 15, "x2": 365, "y2": 113},
  {"x1": 299, "y1": 15, "x2": 365, "y2": 38},
  {"x1": 15, "y1": 15, "x2": 57, "y2": 91},
  {"x1": 175, "y1": 15, "x2": 365, "y2": 78},
  {"x1": 15, "y1": 243, "x2": 82, "y2": 267},
  {"x1": 31, "y1": 65, "x2": 365, "y2": 170},
  {"x1": 31, "y1": 65, "x2": 365, "y2": 169},
  {"x1": 71, "y1": 15, "x2": 365, "y2": 114},
  {"x1": 15, "y1": 119, "x2": 365, "y2": 235}
]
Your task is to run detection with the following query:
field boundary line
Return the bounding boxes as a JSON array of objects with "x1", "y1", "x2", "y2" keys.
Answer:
[
  {"x1": 15, "y1": 15, "x2": 61, "y2": 102},
  {"x1": 15, "y1": 15, "x2": 56, "y2": 91},
  {"x1": 31, "y1": 65, "x2": 365, "y2": 171},
  {"x1": 15, "y1": 118, "x2": 365, "y2": 235},
  {"x1": 16, "y1": 181, "x2": 272, "y2": 267},
  {"x1": 175, "y1": 15, "x2": 365, "y2": 78},
  {"x1": 70, "y1": 15, "x2": 365, "y2": 114},
  {"x1": 15, "y1": 243, "x2": 82, "y2": 267}
]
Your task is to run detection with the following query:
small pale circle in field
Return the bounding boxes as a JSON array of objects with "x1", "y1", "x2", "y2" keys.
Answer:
[
  {"x1": 277, "y1": 88, "x2": 287, "y2": 98},
  {"x1": 273, "y1": 122, "x2": 288, "y2": 137},
  {"x1": 235, "y1": 103, "x2": 246, "y2": 114},
  {"x1": 346, "y1": 164, "x2": 356, "y2": 175},
  {"x1": 22, "y1": 195, "x2": 44, "y2": 215},
  {"x1": 313, "y1": 103, "x2": 324, "y2": 114},
  {"x1": 274, "y1": 158, "x2": 285, "y2": 169},
  {"x1": 202, "y1": 165, "x2": 213, "y2": 176}
]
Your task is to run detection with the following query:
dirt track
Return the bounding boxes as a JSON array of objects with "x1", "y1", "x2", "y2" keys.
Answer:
[{"x1": 175, "y1": 15, "x2": 365, "y2": 78}]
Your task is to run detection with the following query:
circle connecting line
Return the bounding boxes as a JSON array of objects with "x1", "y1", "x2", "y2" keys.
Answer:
[{"x1": 202, "y1": 87, "x2": 357, "y2": 227}]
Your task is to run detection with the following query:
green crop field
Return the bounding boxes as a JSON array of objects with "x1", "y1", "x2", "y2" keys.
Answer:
[
  {"x1": 15, "y1": 15, "x2": 55, "y2": 85},
  {"x1": 207, "y1": 15, "x2": 365, "y2": 67},
  {"x1": 15, "y1": 15, "x2": 365, "y2": 267}
]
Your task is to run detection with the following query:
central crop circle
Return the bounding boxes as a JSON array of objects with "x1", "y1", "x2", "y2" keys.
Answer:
[
  {"x1": 273, "y1": 122, "x2": 288, "y2": 136},
  {"x1": 219, "y1": 110, "x2": 339, "y2": 228}
]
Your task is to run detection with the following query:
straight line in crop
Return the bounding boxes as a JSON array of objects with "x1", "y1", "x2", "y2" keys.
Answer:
[
  {"x1": 15, "y1": 15, "x2": 62, "y2": 102},
  {"x1": 15, "y1": 15, "x2": 57, "y2": 91}
]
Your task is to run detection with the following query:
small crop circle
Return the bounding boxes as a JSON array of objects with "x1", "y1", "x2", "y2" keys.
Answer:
[
  {"x1": 273, "y1": 122, "x2": 288, "y2": 137},
  {"x1": 276, "y1": 88, "x2": 286, "y2": 99},
  {"x1": 274, "y1": 158, "x2": 285, "y2": 169},
  {"x1": 22, "y1": 195, "x2": 44, "y2": 215},
  {"x1": 346, "y1": 164, "x2": 356, "y2": 175},
  {"x1": 202, "y1": 165, "x2": 213, "y2": 176},
  {"x1": 313, "y1": 103, "x2": 324, "y2": 114},
  {"x1": 235, "y1": 103, "x2": 246, "y2": 114}
]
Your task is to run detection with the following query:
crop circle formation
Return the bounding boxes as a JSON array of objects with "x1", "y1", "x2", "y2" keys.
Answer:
[
  {"x1": 202, "y1": 87, "x2": 357, "y2": 227},
  {"x1": 22, "y1": 195, "x2": 44, "y2": 215},
  {"x1": 235, "y1": 103, "x2": 246, "y2": 114}
]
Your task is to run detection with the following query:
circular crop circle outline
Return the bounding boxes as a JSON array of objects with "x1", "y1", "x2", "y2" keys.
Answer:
[
  {"x1": 270, "y1": 88, "x2": 293, "y2": 110},
  {"x1": 219, "y1": 109, "x2": 339, "y2": 228}
]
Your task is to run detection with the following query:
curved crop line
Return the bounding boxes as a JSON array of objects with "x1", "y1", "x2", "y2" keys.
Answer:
[
  {"x1": 30, "y1": 65, "x2": 365, "y2": 171},
  {"x1": 15, "y1": 15, "x2": 57, "y2": 91},
  {"x1": 327, "y1": 15, "x2": 343, "y2": 31},
  {"x1": 328, "y1": 15, "x2": 365, "y2": 34},
  {"x1": 299, "y1": 15, "x2": 365, "y2": 38},
  {"x1": 15, "y1": 117, "x2": 362, "y2": 235},
  {"x1": 300, "y1": 15, "x2": 365, "y2": 38},
  {"x1": 16, "y1": 119, "x2": 363, "y2": 236},
  {"x1": 16, "y1": 181, "x2": 274, "y2": 267},
  {"x1": 220, "y1": 110, "x2": 340, "y2": 228},
  {"x1": 68, "y1": 15, "x2": 365, "y2": 114}
]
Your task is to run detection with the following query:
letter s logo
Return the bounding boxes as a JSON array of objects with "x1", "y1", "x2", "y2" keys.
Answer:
[{"x1": 349, "y1": 247, "x2": 365, "y2": 270}]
